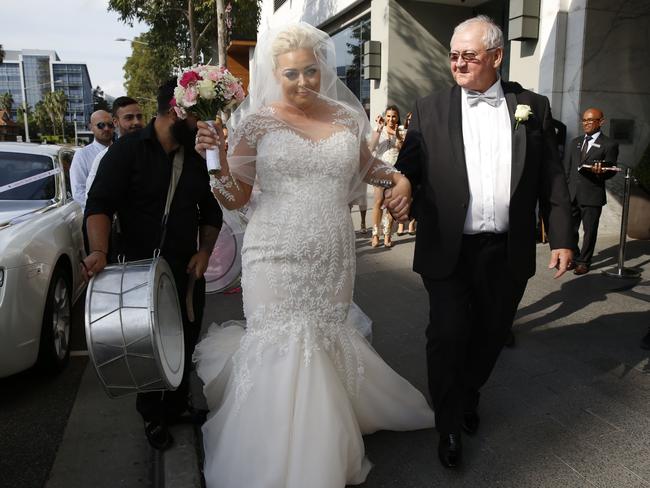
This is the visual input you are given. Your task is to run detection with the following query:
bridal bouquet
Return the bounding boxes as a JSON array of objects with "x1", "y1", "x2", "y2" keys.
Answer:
[{"x1": 172, "y1": 65, "x2": 246, "y2": 173}]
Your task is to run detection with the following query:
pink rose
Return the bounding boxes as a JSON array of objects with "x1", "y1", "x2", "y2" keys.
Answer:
[
  {"x1": 235, "y1": 85, "x2": 245, "y2": 101},
  {"x1": 207, "y1": 70, "x2": 222, "y2": 82},
  {"x1": 183, "y1": 86, "x2": 198, "y2": 106},
  {"x1": 179, "y1": 71, "x2": 201, "y2": 88}
]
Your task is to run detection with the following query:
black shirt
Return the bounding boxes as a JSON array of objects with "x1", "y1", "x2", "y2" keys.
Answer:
[{"x1": 85, "y1": 119, "x2": 222, "y2": 268}]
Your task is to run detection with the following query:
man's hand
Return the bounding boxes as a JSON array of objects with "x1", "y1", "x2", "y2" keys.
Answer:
[
  {"x1": 591, "y1": 162, "x2": 604, "y2": 175},
  {"x1": 384, "y1": 175, "x2": 412, "y2": 222},
  {"x1": 548, "y1": 248, "x2": 573, "y2": 278},
  {"x1": 187, "y1": 249, "x2": 211, "y2": 279},
  {"x1": 81, "y1": 251, "x2": 107, "y2": 282}
]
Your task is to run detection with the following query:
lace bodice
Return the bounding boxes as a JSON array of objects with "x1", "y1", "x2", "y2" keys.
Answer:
[{"x1": 233, "y1": 123, "x2": 364, "y2": 409}]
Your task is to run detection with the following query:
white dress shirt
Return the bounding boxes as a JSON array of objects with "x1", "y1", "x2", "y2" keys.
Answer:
[
  {"x1": 70, "y1": 139, "x2": 109, "y2": 209},
  {"x1": 582, "y1": 130, "x2": 601, "y2": 153},
  {"x1": 85, "y1": 146, "x2": 109, "y2": 202},
  {"x1": 461, "y1": 79, "x2": 512, "y2": 234}
]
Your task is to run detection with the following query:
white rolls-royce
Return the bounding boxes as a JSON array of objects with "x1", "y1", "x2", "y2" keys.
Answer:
[{"x1": 0, "y1": 142, "x2": 86, "y2": 378}]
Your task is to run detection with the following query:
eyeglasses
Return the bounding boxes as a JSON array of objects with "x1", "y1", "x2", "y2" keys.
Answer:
[
  {"x1": 581, "y1": 118, "x2": 602, "y2": 123},
  {"x1": 448, "y1": 47, "x2": 498, "y2": 63},
  {"x1": 96, "y1": 122, "x2": 115, "y2": 130}
]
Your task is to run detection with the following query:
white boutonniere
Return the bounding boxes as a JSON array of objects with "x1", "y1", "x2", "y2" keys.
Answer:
[{"x1": 514, "y1": 104, "x2": 533, "y2": 129}]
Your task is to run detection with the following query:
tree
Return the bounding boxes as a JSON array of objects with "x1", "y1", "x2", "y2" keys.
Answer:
[
  {"x1": 216, "y1": 0, "x2": 227, "y2": 67},
  {"x1": 108, "y1": 0, "x2": 260, "y2": 67},
  {"x1": 42, "y1": 90, "x2": 68, "y2": 139},
  {"x1": 93, "y1": 86, "x2": 111, "y2": 112},
  {"x1": 109, "y1": 0, "x2": 216, "y2": 65},
  {"x1": 0, "y1": 92, "x2": 14, "y2": 115},
  {"x1": 123, "y1": 32, "x2": 177, "y2": 120},
  {"x1": 34, "y1": 101, "x2": 52, "y2": 135},
  {"x1": 0, "y1": 45, "x2": 4, "y2": 64}
]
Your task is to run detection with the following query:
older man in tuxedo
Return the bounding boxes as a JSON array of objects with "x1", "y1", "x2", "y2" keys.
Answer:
[
  {"x1": 565, "y1": 108, "x2": 619, "y2": 275},
  {"x1": 391, "y1": 16, "x2": 573, "y2": 469}
]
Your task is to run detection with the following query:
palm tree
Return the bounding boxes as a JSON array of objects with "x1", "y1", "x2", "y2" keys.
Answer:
[
  {"x1": 0, "y1": 92, "x2": 14, "y2": 116},
  {"x1": 43, "y1": 90, "x2": 68, "y2": 139}
]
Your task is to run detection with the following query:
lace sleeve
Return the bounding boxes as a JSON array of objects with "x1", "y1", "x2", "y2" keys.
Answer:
[{"x1": 360, "y1": 134, "x2": 400, "y2": 188}]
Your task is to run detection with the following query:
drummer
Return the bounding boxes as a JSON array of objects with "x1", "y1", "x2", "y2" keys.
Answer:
[{"x1": 83, "y1": 79, "x2": 223, "y2": 451}]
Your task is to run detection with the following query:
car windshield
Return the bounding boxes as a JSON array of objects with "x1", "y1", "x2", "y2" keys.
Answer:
[{"x1": 0, "y1": 152, "x2": 57, "y2": 201}]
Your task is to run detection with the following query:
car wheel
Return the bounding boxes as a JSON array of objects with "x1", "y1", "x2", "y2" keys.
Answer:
[{"x1": 37, "y1": 267, "x2": 71, "y2": 372}]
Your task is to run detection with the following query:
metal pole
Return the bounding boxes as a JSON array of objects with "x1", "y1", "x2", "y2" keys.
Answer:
[
  {"x1": 23, "y1": 100, "x2": 30, "y2": 143},
  {"x1": 603, "y1": 167, "x2": 641, "y2": 279}
]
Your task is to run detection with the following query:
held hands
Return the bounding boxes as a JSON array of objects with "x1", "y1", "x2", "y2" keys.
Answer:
[
  {"x1": 195, "y1": 120, "x2": 225, "y2": 160},
  {"x1": 81, "y1": 250, "x2": 107, "y2": 282},
  {"x1": 187, "y1": 249, "x2": 211, "y2": 279},
  {"x1": 383, "y1": 175, "x2": 412, "y2": 222},
  {"x1": 548, "y1": 248, "x2": 573, "y2": 278}
]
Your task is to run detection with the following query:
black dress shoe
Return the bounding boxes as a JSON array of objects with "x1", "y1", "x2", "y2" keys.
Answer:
[
  {"x1": 145, "y1": 421, "x2": 173, "y2": 451},
  {"x1": 438, "y1": 433, "x2": 462, "y2": 468},
  {"x1": 462, "y1": 410, "x2": 480, "y2": 435},
  {"x1": 641, "y1": 329, "x2": 650, "y2": 350},
  {"x1": 574, "y1": 263, "x2": 589, "y2": 275}
]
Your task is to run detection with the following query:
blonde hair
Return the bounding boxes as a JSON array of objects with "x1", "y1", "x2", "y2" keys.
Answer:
[{"x1": 271, "y1": 24, "x2": 328, "y2": 68}]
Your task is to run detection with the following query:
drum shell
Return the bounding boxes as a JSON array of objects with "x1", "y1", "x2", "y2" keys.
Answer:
[
  {"x1": 205, "y1": 208, "x2": 247, "y2": 294},
  {"x1": 84, "y1": 257, "x2": 185, "y2": 398}
]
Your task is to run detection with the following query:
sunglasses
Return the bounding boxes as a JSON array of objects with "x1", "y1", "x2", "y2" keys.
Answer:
[{"x1": 96, "y1": 122, "x2": 115, "y2": 130}]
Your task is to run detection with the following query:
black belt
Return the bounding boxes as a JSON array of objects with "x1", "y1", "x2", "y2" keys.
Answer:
[{"x1": 462, "y1": 232, "x2": 507, "y2": 242}]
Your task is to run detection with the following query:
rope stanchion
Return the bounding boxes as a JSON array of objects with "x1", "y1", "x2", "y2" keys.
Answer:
[{"x1": 603, "y1": 167, "x2": 641, "y2": 279}]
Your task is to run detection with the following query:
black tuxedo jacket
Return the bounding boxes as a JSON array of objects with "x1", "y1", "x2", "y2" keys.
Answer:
[
  {"x1": 565, "y1": 133, "x2": 619, "y2": 207},
  {"x1": 395, "y1": 81, "x2": 573, "y2": 282}
]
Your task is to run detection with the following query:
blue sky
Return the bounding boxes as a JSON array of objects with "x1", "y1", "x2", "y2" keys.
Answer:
[{"x1": 3, "y1": 0, "x2": 148, "y2": 97}]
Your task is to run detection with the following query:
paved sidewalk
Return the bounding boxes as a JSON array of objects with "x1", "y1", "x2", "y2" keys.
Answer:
[{"x1": 46, "y1": 220, "x2": 649, "y2": 487}]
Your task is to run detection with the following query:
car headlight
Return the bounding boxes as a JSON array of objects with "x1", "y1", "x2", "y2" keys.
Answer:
[{"x1": 0, "y1": 268, "x2": 4, "y2": 287}]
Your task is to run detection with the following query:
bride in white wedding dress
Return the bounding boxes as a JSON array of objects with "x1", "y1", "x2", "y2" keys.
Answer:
[{"x1": 192, "y1": 22, "x2": 435, "y2": 488}]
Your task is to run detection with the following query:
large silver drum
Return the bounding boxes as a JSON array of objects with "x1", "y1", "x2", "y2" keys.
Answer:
[{"x1": 84, "y1": 257, "x2": 184, "y2": 398}]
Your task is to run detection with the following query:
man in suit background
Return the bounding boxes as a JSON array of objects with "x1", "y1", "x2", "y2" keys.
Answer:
[
  {"x1": 392, "y1": 15, "x2": 573, "y2": 469},
  {"x1": 565, "y1": 108, "x2": 619, "y2": 275}
]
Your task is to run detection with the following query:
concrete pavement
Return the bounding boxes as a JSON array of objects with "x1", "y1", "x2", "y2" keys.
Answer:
[{"x1": 43, "y1": 214, "x2": 650, "y2": 487}]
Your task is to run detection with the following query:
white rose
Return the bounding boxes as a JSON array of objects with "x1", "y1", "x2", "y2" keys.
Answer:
[
  {"x1": 173, "y1": 86, "x2": 186, "y2": 105},
  {"x1": 197, "y1": 79, "x2": 216, "y2": 100},
  {"x1": 514, "y1": 104, "x2": 532, "y2": 121}
]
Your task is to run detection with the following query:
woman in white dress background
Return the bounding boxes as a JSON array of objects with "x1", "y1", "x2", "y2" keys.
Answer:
[
  {"x1": 368, "y1": 105, "x2": 405, "y2": 247},
  {"x1": 193, "y1": 23, "x2": 434, "y2": 488}
]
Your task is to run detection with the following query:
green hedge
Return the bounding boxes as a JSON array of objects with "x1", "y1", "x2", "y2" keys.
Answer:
[
  {"x1": 633, "y1": 142, "x2": 650, "y2": 194},
  {"x1": 39, "y1": 135, "x2": 66, "y2": 144}
]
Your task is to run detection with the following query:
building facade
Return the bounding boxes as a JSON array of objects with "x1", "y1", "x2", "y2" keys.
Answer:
[
  {"x1": 0, "y1": 50, "x2": 93, "y2": 129},
  {"x1": 260, "y1": 0, "x2": 649, "y2": 169}
]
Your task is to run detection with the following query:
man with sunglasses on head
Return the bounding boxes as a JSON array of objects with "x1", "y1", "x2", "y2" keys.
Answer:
[
  {"x1": 392, "y1": 15, "x2": 573, "y2": 469},
  {"x1": 70, "y1": 110, "x2": 114, "y2": 209}
]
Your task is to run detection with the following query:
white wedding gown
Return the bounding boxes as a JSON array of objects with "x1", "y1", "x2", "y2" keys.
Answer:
[{"x1": 194, "y1": 115, "x2": 435, "y2": 488}]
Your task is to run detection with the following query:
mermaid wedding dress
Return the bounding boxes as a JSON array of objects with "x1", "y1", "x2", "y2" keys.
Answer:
[{"x1": 193, "y1": 109, "x2": 435, "y2": 488}]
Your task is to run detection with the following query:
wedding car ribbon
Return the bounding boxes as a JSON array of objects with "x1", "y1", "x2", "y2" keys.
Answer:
[
  {"x1": 466, "y1": 90, "x2": 500, "y2": 107},
  {"x1": 0, "y1": 168, "x2": 60, "y2": 195}
]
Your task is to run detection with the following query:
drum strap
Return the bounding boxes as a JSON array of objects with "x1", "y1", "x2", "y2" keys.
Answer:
[{"x1": 158, "y1": 148, "x2": 184, "y2": 251}]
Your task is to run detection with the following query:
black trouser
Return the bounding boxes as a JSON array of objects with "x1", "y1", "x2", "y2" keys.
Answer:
[
  {"x1": 571, "y1": 201, "x2": 602, "y2": 265},
  {"x1": 422, "y1": 234, "x2": 527, "y2": 435},
  {"x1": 136, "y1": 264, "x2": 205, "y2": 424}
]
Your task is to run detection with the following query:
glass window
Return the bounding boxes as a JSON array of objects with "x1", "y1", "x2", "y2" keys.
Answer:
[
  {"x1": 331, "y1": 16, "x2": 371, "y2": 115},
  {"x1": 0, "y1": 152, "x2": 56, "y2": 201}
]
